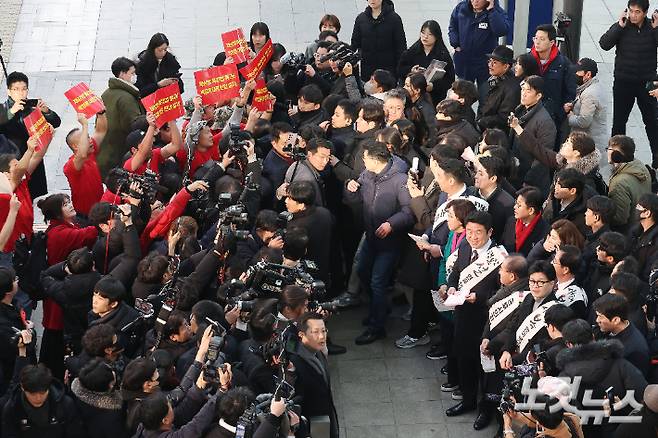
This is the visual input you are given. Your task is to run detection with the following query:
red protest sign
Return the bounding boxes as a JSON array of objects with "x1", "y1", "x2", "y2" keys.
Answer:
[
  {"x1": 140, "y1": 83, "x2": 184, "y2": 128},
  {"x1": 64, "y1": 82, "x2": 105, "y2": 118},
  {"x1": 251, "y1": 78, "x2": 274, "y2": 112},
  {"x1": 194, "y1": 64, "x2": 241, "y2": 105},
  {"x1": 221, "y1": 28, "x2": 250, "y2": 64},
  {"x1": 23, "y1": 109, "x2": 53, "y2": 152},
  {"x1": 239, "y1": 39, "x2": 273, "y2": 81}
]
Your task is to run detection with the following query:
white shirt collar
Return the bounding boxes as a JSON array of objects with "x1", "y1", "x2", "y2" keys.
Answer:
[
  {"x1": 447, "y1": 184, "x2": 467, "y2": 201},
  {"x1": 219, "y1": 419, "x2": 237, "y2": 433},
  {"x1": 472, "y1": 239, "x2": 492, "y2": 259},
  {"x1": 557, "y1": 278, "x2": 575, "y2": 291}
]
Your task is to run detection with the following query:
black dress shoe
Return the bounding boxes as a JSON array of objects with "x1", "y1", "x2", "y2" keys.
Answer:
[
  {"x1": 473, "y1": 410, "x2": 492, "y2": 430},
  {"x1": 327, "y1": 339, "x2": 347, "y2": 355},
  {"x1": 355, "y1": 329, "x2": 385, "y2": 345},
  {"x1": 445, "y1": 402, "x2": 475, "y2": 417}
]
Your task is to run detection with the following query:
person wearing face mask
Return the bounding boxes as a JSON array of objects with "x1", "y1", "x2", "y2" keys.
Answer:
[
  {"x1": 606, "y1": 134, "x2": 652, "y2": 228},
  {"x1": 99, "y1": 57, "x2": 146, "y2": 178},
  {"x1": 135, "y1": 33, "x2": 183, "y2": 98},
  {"x1": 362, "y1": 69, "x2": 397, "y2": 100},
  {"x1": 564, "y1": 58, "x2": 608, "y2": 165}
]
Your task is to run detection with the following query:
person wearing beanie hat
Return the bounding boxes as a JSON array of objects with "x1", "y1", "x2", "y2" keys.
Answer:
[
  {"x1": 565, "y1": 57, "x2": 608, "y2": 165},
  {"x1": 477, "y1": 44, "x2": 521, "y2": 131},
  {"x1": 122, "y1": 113, "x2": 183, "y2": 176}
]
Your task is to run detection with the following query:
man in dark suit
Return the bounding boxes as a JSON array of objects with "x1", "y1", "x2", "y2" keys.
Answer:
[
  {"x1": 290, "y1": 312, "x2": 338, "y2": 438},
  {"x1": 502, "y1": 186, "x2": 550, "y2": 257},
  {"x1": 474, "y1": 156, "x2": 514, "y2": 243},
  {"x1": 442, "y1": 211, "x2": 500, "y2": 425}
]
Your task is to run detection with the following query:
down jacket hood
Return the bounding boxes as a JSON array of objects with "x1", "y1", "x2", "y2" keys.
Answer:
[
  {"x1": 556, "y1": 339, "x2": 624, "y2": 384},
  {"x1": 613, "y1": 159, "x2": 650, "y2": 183},
  {"x1": 71, "y1": 378, "x2": 123, "y2": 410}
]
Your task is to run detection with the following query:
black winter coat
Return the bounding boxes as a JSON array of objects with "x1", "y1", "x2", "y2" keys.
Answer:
[
  {"x1": 631, "y1": 223, "x2": 658, "y2": 281},
  {"x1": 0, "y1": 302, "x2": 35, "y2": 390},
  {"x1": 477, "y1": 71, "x2": 521, "y2": 131},
  {"x1": 408, "y1": 97, "x2": 439, "y2": 147},
  {"x1": 290, "y1": 344, "x2": 338, "y2": 438},
  {"x1": 600, "y1": 18, "x2": 658, "y2": 82},
  {"x1": 327, "y1": 126, "x2": 356, "y2": 160},
  {"x1": 135, "y1": 52, "x2": 184, "y2": 98},
  {"x1": 41, "y1": 263, "x2": 101, "y2": 344},
  {"x1": 70, "y1": 378, "x2": 128, "y2": 438},
  {"x1": 0, "y1": 100, "x2": 62, "y2": 199},
  {"x1": 88, "y1": 302, "x2": 140, "y2": 356},
  {"x1": 2, "y1": 374, "x2": 85, "y2": 438},
  {"x1": 481, "y1": 186, "x2": 514, "y2": 244},
  {"x1": 287, "y1": 206, "x2": 333, "y2": 283},
  {"x1": 398, "y1": 40, "x2": 455, "y2": 104},
  {"x1": 436, "y1": 118, "x2": 478, "y2": 147},
  {"x1": 557, "y1": 340, "x2": 648, "y2": 426},
  {"x1": 351, "y1": 0, "x2": 407, "y2": 80}
]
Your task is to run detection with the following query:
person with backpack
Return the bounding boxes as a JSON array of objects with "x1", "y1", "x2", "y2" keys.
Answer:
[{"x1": 37, "y1": 194, "x2": 97, "y2": 382}]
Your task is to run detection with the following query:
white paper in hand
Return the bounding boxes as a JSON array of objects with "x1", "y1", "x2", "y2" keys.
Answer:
[
  {"x1": 431, "y1": 289, "x2": 454, "y2": 312},
  {"x1": 444, "y1": 290, "x2": 468, "y2": 306},
  {"x1": 481, "y1": 352, "x2": 496, "y2": 373}
]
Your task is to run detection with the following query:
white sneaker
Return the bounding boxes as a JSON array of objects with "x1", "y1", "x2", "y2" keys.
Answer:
[{"x1": 395, "y1": 334, "x2": 430, "y2": 349}]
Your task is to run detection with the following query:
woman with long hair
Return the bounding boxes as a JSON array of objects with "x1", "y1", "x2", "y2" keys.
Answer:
[
  {"x1": 135, "y1": 33, "x2": 183, "y2": 98},
  {"x1": 398, "y1": 20, "x2": 455, "y2": 104},
  {"x1": 404, "y1": 72, "x2": 439, "y2": 147}
]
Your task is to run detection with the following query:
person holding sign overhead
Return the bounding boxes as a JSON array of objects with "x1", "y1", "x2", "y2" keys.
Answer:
[{"x1": 135, "y1": 33, "x2": 184, "y2": 98}]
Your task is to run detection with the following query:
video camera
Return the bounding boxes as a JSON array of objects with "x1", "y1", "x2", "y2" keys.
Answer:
[
  {"x1": 114, "y1": 168, "x2": 160, "y2": 202},
  {"x1": 228, "y1": 123, "x2": 249, "y2": 161},
  {"x1": 317, "y1": 42, "x2": 360, "y2": 69},
  {"x1": 498, "y1": 361, "x2": 539, "y2": 414},
  {"x1": 280, "y1": 52, "x2": 307, "y2": 73},
  {"x1": 202, "y1": 317, "x2": 228, "y2": 384},
  {"x1": 281, "y1": 133, "x2": 306, "y2": 161}
]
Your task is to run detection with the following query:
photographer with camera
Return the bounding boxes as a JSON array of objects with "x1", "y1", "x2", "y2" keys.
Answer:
[
  {"x1": 501, "y1": 377, "x2": 583, "y2": 438},
  {"x1": 280, "y1": 138, "x2": 333, "y2": 208},
  {"x1": 41, "y1": 248, "x2": 101, "y2": 356},
  {"x1": 0, "y1": 267, "x2": 36, "y2": 393},
  {"x1": 235, "y1": 210, "x2": 283, "y2": 266}
]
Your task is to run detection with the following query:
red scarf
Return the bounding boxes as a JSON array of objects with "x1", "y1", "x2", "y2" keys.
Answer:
[
  {"x1": 515, "y1": 213, "x2": 542, "y2": 252},
  {"x1": 531, "y1": 44, "x2": 559, "y2": 76}
]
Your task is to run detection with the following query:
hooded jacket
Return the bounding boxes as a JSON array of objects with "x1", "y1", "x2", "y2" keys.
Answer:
[
  {"x1": 70, "y1": 378, "x2": 128, "y2": 438},
  {"x1": 557, "y1": 340, "x2": 648, "y2": 424},
  {"x1": 99, "y1": 78, "x2": 146, "y2": 177},
  {"x1": 351, "y1": 0, "x2": 407, "y2": 80},
  {"x1": 344, "y1": 155, "x2": 414, "y2": 250},
  {"x1": 448, "y1": 0, "x2": 510, "y2": 80},
  {"x1": 609, "y1": 159, "x2": 652, "y2": 227}
]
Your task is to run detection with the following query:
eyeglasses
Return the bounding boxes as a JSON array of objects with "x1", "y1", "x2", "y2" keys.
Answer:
[{"x1": 529, "y1": 279, "x2": 553, "y2": 287}]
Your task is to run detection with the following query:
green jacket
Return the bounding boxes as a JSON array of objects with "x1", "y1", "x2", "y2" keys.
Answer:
[
  {"x1": 609, "y1": 159, "x2": 651, "y2": 227},
  {"x1": 98, "y1": 78, "x2": 145, "y2": 177}
]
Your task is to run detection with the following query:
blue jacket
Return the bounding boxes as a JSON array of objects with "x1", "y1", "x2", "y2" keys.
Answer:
[
  {"x1": 448, "y1": 0, "x2": 510, "y2": 80},
  {"x1": 345, "y1": 156, "x2": 414, "y2": 250}
]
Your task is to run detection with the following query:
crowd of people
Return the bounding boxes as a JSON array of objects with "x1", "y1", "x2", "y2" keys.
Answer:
[{"x1": 0, "y1": 0, "x2": 657, "y2": 437}]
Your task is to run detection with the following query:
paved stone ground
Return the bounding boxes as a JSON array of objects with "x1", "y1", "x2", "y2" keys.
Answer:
[{"x1": 0, "y1": 1, "x2": 653, "y2": 437}]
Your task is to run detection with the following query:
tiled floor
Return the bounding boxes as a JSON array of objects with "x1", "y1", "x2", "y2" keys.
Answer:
[{"x1": 0, "y1": 1, "x2": 653, "y2": 436}]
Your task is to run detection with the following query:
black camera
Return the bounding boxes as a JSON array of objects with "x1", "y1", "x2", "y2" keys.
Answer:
[
  {"x1": 317, "y1": 42, "x2": 360, "y2": 69},
  {"x1": 274, "y1": 211, "x2": 292, "y2": 239},
  {"x1": 228, "y1": 123, "x2": 248, "y2": 160},
  {"x1": 554, "y1": 11, "x2": 572, "y2": 30},
  {"x1": 308, "y1": 299, "x2": 339, "y2": 313},
  {"x1": 408, "y1": 157, "x2": 423, "y2": 189},
  {"x1": 280, "y1": 52, "x2": 307, "y2": 72},
  {"x1": 115, "y1": 168, "x2": 159, "y2": 202},
  {"x1": 281, "y1": 133, "x2": 306, "y2": 161},
  {"x1": 203, "y1": 318, "x2": 228, "y2": 384}
]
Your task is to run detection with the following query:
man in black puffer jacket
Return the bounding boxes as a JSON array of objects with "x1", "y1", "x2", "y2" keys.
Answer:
[
  {"x1": 2, "y1": 355, "x2": 85, "y2": 438},
  {"x1": 351, "y1": 0, "x2": 407, "y2": 81},
  {"x1": 600, "y1": 0, "x2": 658, "y2": 167},
  {"x1": 557, "y1": 319, "x2": 648, "y2": 438}
]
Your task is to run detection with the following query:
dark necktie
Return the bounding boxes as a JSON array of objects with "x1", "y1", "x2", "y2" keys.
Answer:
[{"x1": 471, "y1": 250, "x2": 479, "y2": 264}]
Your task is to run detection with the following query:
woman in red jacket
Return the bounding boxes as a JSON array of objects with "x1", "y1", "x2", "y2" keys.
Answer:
[{"x1": 37, "y1": 193, "x2": 98, "y2": 380}]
